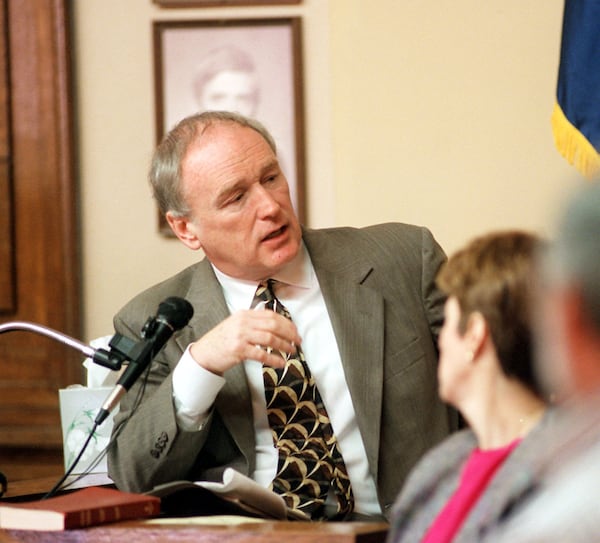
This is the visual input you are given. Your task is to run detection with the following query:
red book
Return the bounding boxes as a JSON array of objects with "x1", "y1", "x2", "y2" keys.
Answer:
[{"x1": 0, "y1": 486, "x2": 160, "y2": 531}]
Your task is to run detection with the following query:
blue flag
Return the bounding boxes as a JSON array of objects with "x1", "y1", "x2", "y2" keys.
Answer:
[{"x1": 552, "y1": 0, "x2": 600, "y2": 178}]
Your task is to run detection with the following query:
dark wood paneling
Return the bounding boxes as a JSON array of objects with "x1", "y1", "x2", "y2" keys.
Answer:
[
  {"x1": 0, "y1": 0, "x2": 81, "y2": 456},
  {"x1": 0, "y1": 0, "x2": 14, "y2": 313},
  {"x1": 0, "y1": 447, "x2": 63, "y2": 482}
]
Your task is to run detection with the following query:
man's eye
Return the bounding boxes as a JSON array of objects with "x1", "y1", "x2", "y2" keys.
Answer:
[{"x1": 223, "y1": 192, "x2": 244, "y2": 207}]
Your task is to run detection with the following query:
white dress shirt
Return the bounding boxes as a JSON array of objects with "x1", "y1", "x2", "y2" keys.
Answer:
[{"x1": 171, "y1": 244, "x2": 381, "y2": 515}]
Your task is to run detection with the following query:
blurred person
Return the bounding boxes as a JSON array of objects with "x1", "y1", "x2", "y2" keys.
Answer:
[
  {"x1": 387, "y1": 231, "x2": 553, "y2": 543},
  {"x1": 490, "y1": 180, "x2": 600, "y2": 542},
  {"x1": 107, "y1": 111, "x2": 458, "y2": 521}
]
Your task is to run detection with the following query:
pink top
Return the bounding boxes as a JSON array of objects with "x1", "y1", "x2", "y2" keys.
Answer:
[{"x1": 421, "y1": 438, "x2": 521, "y2": 543}]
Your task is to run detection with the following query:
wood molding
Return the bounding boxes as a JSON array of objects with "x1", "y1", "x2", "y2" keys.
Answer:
[{"x1": 0, "y1": 0, "x2": 81, "y2": 450}]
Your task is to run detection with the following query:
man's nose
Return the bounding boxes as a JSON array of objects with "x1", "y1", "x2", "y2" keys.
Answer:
[{"x1": 254, "y1": 185, "x2": 279, "y2": 216}]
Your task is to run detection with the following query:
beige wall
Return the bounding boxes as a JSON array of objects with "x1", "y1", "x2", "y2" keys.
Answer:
[{"x1": 74, "y1": 0, "x2": 584, "y2": 343}]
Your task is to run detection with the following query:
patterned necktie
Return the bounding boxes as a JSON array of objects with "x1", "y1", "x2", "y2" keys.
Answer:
[{"x1": 252, "y1": 279, "x2": 354, "y2": 520}]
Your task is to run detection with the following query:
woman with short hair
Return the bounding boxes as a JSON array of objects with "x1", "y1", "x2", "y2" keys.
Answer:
[{"x1": 387, "y1": 230, "x2": 552, "y2": 543}]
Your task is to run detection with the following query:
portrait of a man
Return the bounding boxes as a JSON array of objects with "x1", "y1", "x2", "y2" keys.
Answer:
[{"x1": 156, "y1": 19, "x2": 303, "y2": 218}]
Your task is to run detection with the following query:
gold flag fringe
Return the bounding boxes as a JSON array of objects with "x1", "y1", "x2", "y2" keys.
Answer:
[{"x1": 552, "y1": 102, "x2": 600, "y2": 179}]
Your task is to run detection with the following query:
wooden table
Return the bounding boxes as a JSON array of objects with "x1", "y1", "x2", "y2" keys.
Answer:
[
  {"x1": 1, "y1": 520, "x2": 389, "y2": 543},
  {"x1": 1, "y1": 478, "x2": 389, "y2": 543}
]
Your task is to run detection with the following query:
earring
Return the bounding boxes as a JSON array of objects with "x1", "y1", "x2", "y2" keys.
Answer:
[{"x1": 465, "y1": 350, "x2": 474, "y2": 362}]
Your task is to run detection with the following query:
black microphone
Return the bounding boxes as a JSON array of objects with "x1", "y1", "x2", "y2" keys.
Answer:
[{"x1": 95, "y1": 297, "x2": 194, "y2": 425}]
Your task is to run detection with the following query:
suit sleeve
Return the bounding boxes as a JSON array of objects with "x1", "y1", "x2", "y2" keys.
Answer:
[
  {"x1": 419, "y1": 226, "x2": 447, "y2": 345},
  {"x1": 107, "y1": 313, "x2": 213, "y2": 493}
]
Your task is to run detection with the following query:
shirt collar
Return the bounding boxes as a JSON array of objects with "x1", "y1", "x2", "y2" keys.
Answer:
[{"x1": 211, "y1": 243, "x2": 313, "y2": 310}]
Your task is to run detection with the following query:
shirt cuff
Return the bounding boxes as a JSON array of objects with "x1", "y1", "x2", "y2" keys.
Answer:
[{"x1": 172, "y1": 344, "x2": 226, "y2": 431}]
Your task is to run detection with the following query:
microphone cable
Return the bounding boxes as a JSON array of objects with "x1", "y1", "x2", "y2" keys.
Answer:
[{"x1": 41, "y1": 357, "x2": 153, "y2": 499}]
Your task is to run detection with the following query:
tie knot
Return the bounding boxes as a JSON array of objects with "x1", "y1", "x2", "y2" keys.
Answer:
[
  {"x1": 253, "y1": 279, "x2": 290, "y2": 320},
  {"x1": 253, "y1": 279, "x2": 277, "y2": 306},
  {"x1": 265, "y1": 278, "x2": 276, "y2": 293}
]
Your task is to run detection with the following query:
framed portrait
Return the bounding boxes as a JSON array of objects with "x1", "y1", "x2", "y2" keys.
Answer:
[{"x1": 152, "y1": 18, "x2": 306, "y2": 236}]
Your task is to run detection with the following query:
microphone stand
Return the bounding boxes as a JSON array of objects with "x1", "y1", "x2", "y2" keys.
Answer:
[
  {"x1": 0, "y1": 321, "x2": 132, "y2": 371},
  {"x1": 0, "y1": 321, "x2": 142, "y2": 498}
]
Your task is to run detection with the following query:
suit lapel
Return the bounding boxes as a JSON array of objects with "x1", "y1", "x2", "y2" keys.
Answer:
[
  {"x1": 304, "y1": 230, "x2": 385, "y2": 482},
  {"x1": 173, "y1": 259, "x2": 256, "y2": 466},
  {"x1": 169, "y1": 235, "x2": 388, "y2": 478}
]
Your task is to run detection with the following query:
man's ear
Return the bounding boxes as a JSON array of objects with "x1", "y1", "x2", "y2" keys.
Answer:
[{"x1": 165, "y1": 211, "x2": 202, "y2": 251}]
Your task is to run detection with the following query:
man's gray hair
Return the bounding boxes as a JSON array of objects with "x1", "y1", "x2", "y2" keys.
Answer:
[{"x1": 149, "y1": 110, "x2": 277, "y2": 217}]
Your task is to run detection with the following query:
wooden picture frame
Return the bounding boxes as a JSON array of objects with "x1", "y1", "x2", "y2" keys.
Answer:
[
  {"x1": 154, "y1": 0, "x2": 301, "y2": 6},
  {"x1": 152, "y1": 17, "x2": 306, "y2": 236}
]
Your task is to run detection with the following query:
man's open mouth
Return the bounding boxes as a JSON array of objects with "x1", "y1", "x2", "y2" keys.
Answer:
[{"x1": 263, "y1": 226, "x2": 286, "y2": 241}]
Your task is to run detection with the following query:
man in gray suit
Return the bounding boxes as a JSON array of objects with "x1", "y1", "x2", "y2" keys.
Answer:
[{"x1": 107, "y1": 111, "x2": 457, "y2": 521}]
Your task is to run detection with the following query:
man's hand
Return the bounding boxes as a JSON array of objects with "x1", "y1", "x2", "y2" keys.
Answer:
[{"x1": 189, "y1": 309, "x2": 301, "y2": 375}]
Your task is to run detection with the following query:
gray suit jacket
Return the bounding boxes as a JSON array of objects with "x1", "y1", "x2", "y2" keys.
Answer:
[
  {"x1": 386, "y1": 409, "x2": 559, "y2": 542},
  {"x1": 107, "y1": 223, "x2": 457, "y2": 518}
]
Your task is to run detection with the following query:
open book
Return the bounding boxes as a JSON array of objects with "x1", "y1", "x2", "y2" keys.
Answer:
[{"x1": 147, "y1": 468, "x2": 309, "y2": 520}]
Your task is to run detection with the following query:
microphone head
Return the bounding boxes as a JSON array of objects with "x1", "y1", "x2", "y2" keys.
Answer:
[{"x1": 157, "y1": 297, "x2": 194, "y2": 330}]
